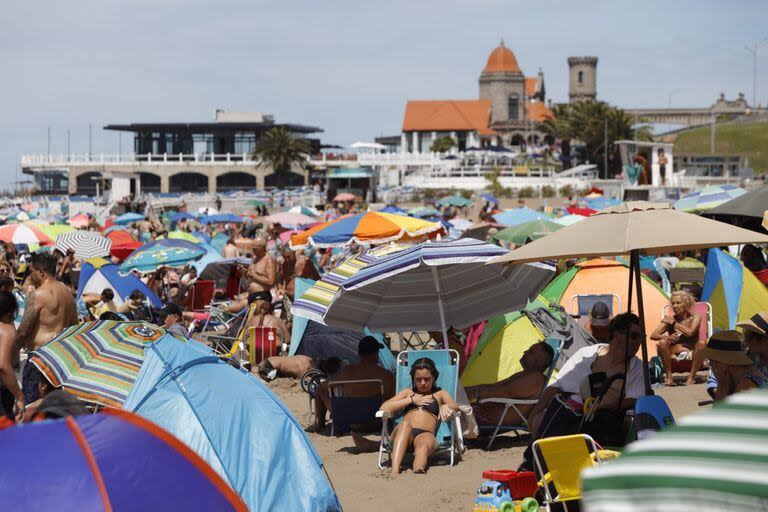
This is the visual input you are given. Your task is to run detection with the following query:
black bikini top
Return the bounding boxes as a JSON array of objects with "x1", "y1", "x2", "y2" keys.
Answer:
[{"x1": 404, "y1": 392, "x2": 440, "y2": 417}]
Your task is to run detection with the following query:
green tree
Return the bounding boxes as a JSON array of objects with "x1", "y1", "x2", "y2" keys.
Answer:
[
  {"x1": 430, "y1": 136, "x2": 457, "y2": 153},
  {"x1": 251, "y1": 127, "x2": 312, "y2": 188}
]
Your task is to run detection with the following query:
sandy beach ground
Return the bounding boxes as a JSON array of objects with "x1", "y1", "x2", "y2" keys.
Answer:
[{"x1": 269, "y1": 377, "x2": 711, "y2": 512}]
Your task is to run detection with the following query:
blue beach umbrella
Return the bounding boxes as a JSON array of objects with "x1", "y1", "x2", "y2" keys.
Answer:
[
  {"x1": 481, "y1": 194, "x2": 500, "y2": 205},
  {"x1": 435, "y1": 195, "x2": 474, "y2": 208},
  {"x1": 584, "y1": 196, "x2": 621, "y2": 211},
  {"x1": 409, "y1": 206, "x2": 441, "y2": 218},
  {"x1": 114, "y1": 212, "x2": 146, "y2": 225},
  {"x1": 169, "y1": 212, "x2": 198, "y2": 223},
  {"x1": 493, "y1": 207, "x2": 551, "y2": 226},
  {"x1": 119, "y1": 239, "x2": 206, "y2": 273},
  {"x1": 200, "y1": 213, "x2": 243, "y2": 225},
  {"x1": 674, "y1": 185, "x2": 747, "y2": 213},
  {"x1": 378, "y1": 205, "x2": 407, "y2": 215},
  {"x1": 124, "y1": 336, "x2": 341, "y2": 512}
]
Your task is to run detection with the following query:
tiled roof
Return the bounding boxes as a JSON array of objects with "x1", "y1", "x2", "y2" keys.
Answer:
[
  {"x1": 483, "y1": 43, "x2": 521, "y2": 73},
  {"x1": 525, "y1": 77, "x2": 538, "y2": 97},
  {"x1": 403, "y1": 100, "x2": 496, "y2": 135},
  {"x1": 527, "y1": 102, "x2": 554, "y2": 122}
]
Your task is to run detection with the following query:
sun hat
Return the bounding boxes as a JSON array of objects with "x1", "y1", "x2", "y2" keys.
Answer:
[
  {"x1": 698, "y1": 330, "x2": 752, "y2": 366},
  {"x1": 736, "y1": 311, "x2": 768, "y2": 336},
  {"x1": 589, "y1": 301, "x2": 611, "y2": 327}
]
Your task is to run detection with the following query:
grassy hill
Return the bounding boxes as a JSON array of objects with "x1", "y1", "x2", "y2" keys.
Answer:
[{"x1": 671, "y1": 120, "x2": 768, "y2": 173}]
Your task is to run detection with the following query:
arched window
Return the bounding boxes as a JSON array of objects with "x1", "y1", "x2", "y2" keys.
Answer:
[{"x1": 507, "y1": 94, "x2": 519, "y2": 121}]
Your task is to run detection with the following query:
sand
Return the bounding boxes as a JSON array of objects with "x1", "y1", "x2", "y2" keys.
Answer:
[{"x1": 269, "y1": 377, "x2": 712, "y2": 512}]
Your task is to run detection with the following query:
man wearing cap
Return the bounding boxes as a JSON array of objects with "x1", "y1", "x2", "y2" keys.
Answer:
[
  {"x1": 702, "y1": 330, "x2": 768, "y2": 401},
  {"x1": 157, "y1": 303, "x2": 187, "y2": 337},
  {"x1": 579, "y1": 301, "x2": 612, "y2": 343},
  {"x1": 312, "y1": 336, "x2": 395, "y2": 451}
]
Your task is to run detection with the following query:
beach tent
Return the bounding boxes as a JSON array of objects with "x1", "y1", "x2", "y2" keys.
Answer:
[
  {"x1": 190, "y1": 242, "x2": 224, "y2": 274},
  {"x1": 77, "y1": 258, "x2": 163, "y2": 309},
  {"x1": 701, "y1": 248, "x2": 768, "y2": 331},
  {"x1": 124, "y1": 336, "x2": 341, "y2": 512},
  {"x1": 461, "y1": 302, "x2": 595, "y2": 387},
  {"x1": 539, "y1": 258, "x2": 669, "y2": 356}
]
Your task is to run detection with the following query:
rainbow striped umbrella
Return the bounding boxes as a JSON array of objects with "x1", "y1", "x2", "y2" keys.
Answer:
[
  {"x1": 30, "y1": 321, "x2": 175, "y2": 407},
  {"x1": 674, "y1": 185, "x2": 747, "y2": 212},
  {"x1": 0, "y1": 223, "x2": 53, "y2": 246}
]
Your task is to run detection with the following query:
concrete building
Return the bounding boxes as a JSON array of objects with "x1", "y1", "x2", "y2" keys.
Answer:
[
  {"x1": 568, "y1": 56, "x2": 598, "y2": 102},
  {"x1": 21, "y1": 111, "x2": 322, "y2": 199}
]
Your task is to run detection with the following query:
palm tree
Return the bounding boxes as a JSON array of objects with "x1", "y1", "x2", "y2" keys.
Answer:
[{"x1": 251, "y1": 127, "x2": 312, "y2": 188}]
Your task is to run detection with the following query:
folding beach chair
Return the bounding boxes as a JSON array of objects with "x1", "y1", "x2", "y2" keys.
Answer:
[
  {"x1": 532, "y1": 434, "x2": 602, "y2": 512},
  {"x1": 569, "y1": 293, "x2": 621, "y2": 319},
  {"x1": 376, "y1": 349, "x2": 464, "y2": 469},
  {"x1": 477, "y1": 338, "x2": 563, "y2": 449},
  {"x1": 188, "y1": 279, "x2": 215, "y2": 311},
  {"x1": 328, "y1": 379, "x2": 384, "y2": 436},
  {"x1": 207, "y1": 303, "x2": 257, "y2": 362}
]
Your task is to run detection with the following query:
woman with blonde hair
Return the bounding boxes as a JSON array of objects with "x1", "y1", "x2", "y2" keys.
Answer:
[{"x1": 651, "y1": 290, "x2": 702, "y2": 386}]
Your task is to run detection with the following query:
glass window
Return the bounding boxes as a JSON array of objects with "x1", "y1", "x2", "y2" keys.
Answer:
[
  {"x1": 578, "y1": 71, "x2": 583, "y2": 84},
  {"x1": 508, "y1": 94, "x2": 519, "y2": 121}
]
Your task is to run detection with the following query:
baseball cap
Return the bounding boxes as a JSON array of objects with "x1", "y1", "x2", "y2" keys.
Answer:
[
  {"x1": 358, "y1": 336, "x2": 384, "y2": 356},
  {"x1": 589, "y1": 301, "x2": 611, "y2": 327},
  {"x1": 157, "y1": 303, "x2": 183, "y2": 317},
  {"x1": 736, "y1": 311, "x2": 768, "y2": 336}
]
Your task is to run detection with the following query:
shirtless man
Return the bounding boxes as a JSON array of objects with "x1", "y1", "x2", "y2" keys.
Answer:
[
  {"x1": 240, "y1": 237, "x2": 276, "y2": 303},
  {"x1": 17, "y1": 253, "x2": 78, "y2": 404},
  {"x1": 223, "y1": 236, "x2": 240, "y2": 259},
  {"x1": 0, "y1": 292, "x2": 23, "y2": 421}
]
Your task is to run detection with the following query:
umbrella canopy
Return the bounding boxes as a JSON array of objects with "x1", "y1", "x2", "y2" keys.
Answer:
[
  {"x1": 323, "y1": 239, "x2": 555, "y2": 341},
  {"x1": 169, "y1": 212, "x2": 198, "y2": 223},
  {"x1": 199, "y1": 257, "x2": 251, "y2": 289},
  {"x1": 289, "y1": 212, "x2": 443, "y2": 249},
  {"x1": 332, "y1": 192, "x2": 357, "y2": 202},
  {"x1": 288, "y1": 205, "x2": 321, "y2": 217},
  {"x1": 30, "y1": 321, "x2": 172, "y2": 408},
  {"x1": 0, "y1": 408, "x2": 247, "y2": 511},
  {"x1": 582, "y1": 388, "x2": 768, "y2": 512},
  {"x1": 55, "y1": 231, "x2": 111, "y2": 259},
  {"x1": 435, "y1": 195, "x2": 474, "y2": 208},
  {"x1": 493, "y1": 207, "x2": 551, "y2": 226},
  {"x1": 106, "y1": 230, "x2": 142, "y2": 261},
  {"x1": 567, "y1": 205, "x2": 598, "y2": 216},
  {"x1": 493, "y1": 219, "x2": 563, "y2": 245},
  {"x1": 554, "y1": 213, "x2": 588, "y2": 226},
  {"x1": 114, "y1": 212, "x2": 146, "y2": 225},
  {"x1": 460, "y1": 221, "x2": 504, "y2": 241},
  {"x1": 409, "y1": 206, "x2": 441, "y2": 218},
  {"x1": 200, "y1": 213, "x2": 243, "y2": 225},
  {"x1": 584, "y1": 196, "x2": 621, "y2": 211},
  {"x1": 481, "y1": 194, "x2": 500, "y2": 205},
  {"x1": 120, "y1": 238, "x2": 206, "y2": 273},
  {"x1": 674, "y1": 184, "x2": 747, "y2": 212},
  {"x1": 378, "y1": 205, "x2": 407, "y2": 215},
  {"x1": 77, "y1": 258, "x2": 163, "y2": 309},
  {"x1": 0, "y1": 224, "x2": 53, "y2": 246},
  {"x1": 124, "y1": 335, "x2": 341, "y2": 512},
  {"x1": 264, "y1": 212, "x2": 317, "y2": 227},
  {"x1": 5, "y1": 211, "x2": 37, "y2": 223},
  {"x1": 166, "y1": 230, "x2": 202, "y2": 243},
  {"x1": 68, "y1": 213, "x2": 93, "y2": 228},
  {"x1": 32, "y1": 223, "x2": 75, "y2": 240},
  {"x1": 705, "y1": 185, "x2": 767, "y2": 219}
]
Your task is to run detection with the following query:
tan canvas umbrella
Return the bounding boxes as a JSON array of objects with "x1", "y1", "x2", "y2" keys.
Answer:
[{"x1": 489, "y1": 201, "x2": 768, "y2": 393}]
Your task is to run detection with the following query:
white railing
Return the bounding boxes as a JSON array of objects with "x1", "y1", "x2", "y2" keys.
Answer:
[{"x1": 21, "y1": 153, "x2": 262, "y2": 166}]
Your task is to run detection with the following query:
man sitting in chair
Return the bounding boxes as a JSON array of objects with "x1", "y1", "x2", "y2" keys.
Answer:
[
  {"x1": 312, "y1": 337, "x2": 395, "y2": 452},
  {"x1": 466, "y1": 342, "x2": 554, "y2": 427}
]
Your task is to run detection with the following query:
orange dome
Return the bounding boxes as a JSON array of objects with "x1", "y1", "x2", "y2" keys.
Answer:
[{"x1": 483, "y1": 40, "x2": 521, "y2": 73}]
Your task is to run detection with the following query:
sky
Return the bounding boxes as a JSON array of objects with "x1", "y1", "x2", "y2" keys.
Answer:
[{"x1": 1, "y1": 0, "x2": 766, "y2": 187}]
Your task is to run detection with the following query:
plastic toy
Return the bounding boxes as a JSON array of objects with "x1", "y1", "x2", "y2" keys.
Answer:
[{"x1": 473, "y1": 470, "x2": 539, "y2": 512}]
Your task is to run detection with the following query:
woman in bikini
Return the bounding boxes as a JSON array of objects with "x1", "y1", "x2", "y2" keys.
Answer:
[
  {"x1": 651, "y1": 290, "x2": 702, "y2": 386},
  {"x1": 379, "y1": 358, "x2": 458, "y2": 475}
]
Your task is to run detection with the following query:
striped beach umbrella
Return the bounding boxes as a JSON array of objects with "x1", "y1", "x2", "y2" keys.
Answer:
[
  {"x1": 29, "y1": 321, "x2": 172, "y2": 407},
  {"x1": 55, "y1": 230, "x2": 111, "y2": 259},
  {"x1": 674, "y1": 185, "x2": 747, "y2": 212},
  {"x1": 583, "y1": 388, "x2": 768, "y2": 512},
  {"x1": 0, "y1": 223, "x2": 53, "y2": 246}
]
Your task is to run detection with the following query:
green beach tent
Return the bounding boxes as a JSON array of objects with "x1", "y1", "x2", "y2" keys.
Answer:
[{"x1": 582, "y1": 388, "x2": 768, "y2": 512}]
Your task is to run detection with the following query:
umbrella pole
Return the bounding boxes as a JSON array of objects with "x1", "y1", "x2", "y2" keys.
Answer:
[
  {"x1": 431, "y1": 266, "x2": 449, "y2": 350},
  {"x1": 631, "y1": 250, "x2": 652, "y2": 395}
]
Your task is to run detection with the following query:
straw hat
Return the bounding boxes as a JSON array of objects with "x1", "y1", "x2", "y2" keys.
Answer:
[
  {"x1": 736, "y1": 312, "x2": 768, "y2": 336},
  {"x1": 698, "y1": 330, "x2": 752, "y2": 366}
]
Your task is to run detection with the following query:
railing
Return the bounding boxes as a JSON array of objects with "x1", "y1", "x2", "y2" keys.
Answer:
[{"x1": 21, "y1": 153, "x2": 263, "y2": 166}]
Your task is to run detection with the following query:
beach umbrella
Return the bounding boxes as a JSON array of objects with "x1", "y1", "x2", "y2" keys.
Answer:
[
  {"x1": 103, "y1": 224, "x2": 127, "y2": 235},
  {"x1": 582, "y1": 387, "x2": 768, "y2": 512},
  {"x1": 68, "y1": 213, "x2": 92, "y2": 228},
  {"x1": 493, "y1": 219, "x2": 563, "y2": 245},
  {"x1": 460, "y1": 221, "x2": 504, "y2": 241},
  {"x1": 55, "y1": 231, "x2": 111, "y2": 260},
  {"x1": 191, "y1": 242, "x2": 225, "y2": 273},
  {"x1": 119, "y1": 238, "x2": 206, "y2": 273},
  {"x1": 378, "y1": 205, "x2": 407, "y2": 215},
  {"x1": 246, "y1": 199, "x2": 266, "y2": 208},
  {"x1": 77, "y1": 258, "x2": 163, "y2": 310},
  {"x1": 332, "y1": 192, "x2": 357, "y2": 202},
  {"x1": 674, "y1": 184, "x2": 747, "y2": 213},
  {"x1": 199, "y1": 257, "x2": 251, "y2": 290},
  {"x1": 584, "y1": 196, "x2": 621, "y2": 211},
  {"x1": 409, "y1": 206, "x2": 441, "y2": 218},
  {"x1": 435, "y1": 195, "x2": 474, "y2": 208},
  {"x1": 199, "y1": 213, "x2": 243, "y2": 225},
  {"x1": 30, "y1": 321, "x2": 171, "y2": 407},
  {"x1": 288, "y1": 205, "x2": 320, "y2": 217},
  {"x1": 114, "y1": 212, "x2": 146, "y2": 225},
  {"x1": 567, "y1": 205, "x2": 597, "y2": 216},
  {"x1": 5, "y1": 211, "x2": 37, "y2": 223},
  {"x1": 264, "y1": 212, "x2": 317, "y2": 227},
  {"x1": 493, "y1": 207, "x2": 551, "y2": 226},
  {"x1": 489, "y1": 201, "x2": 768, "y2": 393},
  {"x1": 124, "y1": 335, "x2": 341, "y2": 511},
  {"x1": 554, "y1": 213, "x2": 587, "y2": 226},
  {"x1": 481, "y1": 194, "x2": 500, "y2": 205},
  {"x1": 0, "y1": 409, "x2": 247, "y2": 511},
  {"x1": 289, "y1": 211, "x2": 443, "y2": 249},
  {"x1": 323, "y1": 238, "x2": 555, "y2": 346},
  {"x1": 32, "y1": 223, "x2": 75, "y2": 240},
  {"x1": 0, "y1": 207, "x2": 19, "y2": 217},
  {"x1": 0, "y1": 224, "x2": 53, "y2": 246},
  {"x1": 169, "y1": 212, "x2": 198, "y2": 223},
  {"x1": 447, "y1": 217, "x2": 473, "y2": 233},
  {"x1": 705, "y1": 185, "x2": 768, "y2": 232},
  {"x1": 166, "y1": 230, "x2": 202, "y2": 243},
  {"x1": 106, "y1": 230, "x2": 142, "y2": 260}
]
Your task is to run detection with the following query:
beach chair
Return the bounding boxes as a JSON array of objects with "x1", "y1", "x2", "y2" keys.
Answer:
[
  {"x1": 631, "y1": 395, "x2": 674, "y2": 440},
  {"x1": 244, "y1": 326, "x2": 279, "y2": 366},
  {"x1": 532, "y1": 434, "x2": 602, "y2": 512},
  {"x1": 376, "y1": 349, "x2": 464, "y2": 470},
  {"x1": 569, "y1": 293, "x2": 621, "y2": 319},
  {"x1": 477, "y1": 338, "x2": 563, "y2": 450},
  {"x1": 328, "y1": 379, "x2": 384, "y2": 436},
  {"x1": 206, "y1": 303, "x2": 257, "y2": 362},
  {"x1": 188, "y1": 279, "x2": 215, "y2": 311}
]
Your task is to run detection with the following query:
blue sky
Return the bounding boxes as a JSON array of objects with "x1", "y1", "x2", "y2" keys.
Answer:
[{"x1": 1, "y1": 0, "x2": 765, "y2": 186}]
